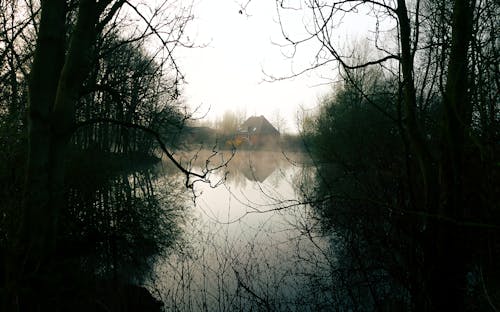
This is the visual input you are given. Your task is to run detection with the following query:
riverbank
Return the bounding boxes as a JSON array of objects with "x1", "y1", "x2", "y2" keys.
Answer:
[{"x1": 66, "y1": 149, "x2": 160, "y2": 185}]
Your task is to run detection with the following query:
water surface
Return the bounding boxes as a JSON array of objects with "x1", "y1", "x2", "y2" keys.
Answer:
[{"x1": 150, "y1": 150, "x2": 336, "y2": 311}]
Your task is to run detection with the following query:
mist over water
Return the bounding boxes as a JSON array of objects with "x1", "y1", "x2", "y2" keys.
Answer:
[{"x1": 149, "y1": 150, "x2": 336, "y2": 311}]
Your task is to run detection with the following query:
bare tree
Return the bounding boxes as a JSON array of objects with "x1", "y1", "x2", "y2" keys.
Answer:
[
  {"x1": 271, "y1": 108, "x2": 287, "y2": 134},
  {"x1": 1, "y1": 1, "x2": 202, "y2": 309},
  {"x1": 249, "y1": 0, "x2": 499, "y2": 310}
]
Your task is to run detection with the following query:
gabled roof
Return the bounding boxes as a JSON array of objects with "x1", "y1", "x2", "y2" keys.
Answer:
[{"x1": 239, "y1": 115, "x2": 279, "y2": 135}]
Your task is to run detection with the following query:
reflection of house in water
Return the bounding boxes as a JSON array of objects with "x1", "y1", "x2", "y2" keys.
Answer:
[
  {"x1": 239, "y1": 160, "x2": 276, "y2": 182},
  {"x1": 225, "y1": 151, "x2": 283, "y2": 184},
  {"x1": 236, "y1": 115, "x2": 280, "y2": 148}
]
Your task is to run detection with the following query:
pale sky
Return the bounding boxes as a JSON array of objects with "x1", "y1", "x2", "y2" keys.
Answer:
[
  {"x1": 174, "y1": 0, "x2": 329, "y2": 131},
  {"x1": 175, "y1": 0, "x2": 383, "y2": 132}
]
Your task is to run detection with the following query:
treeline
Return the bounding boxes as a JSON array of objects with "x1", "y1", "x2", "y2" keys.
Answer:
[
  {"x1": 296, "y1": 0, "x2": 499, "y2": 310},
  {"x1": 0, "y1": 1, "x2": 192, "y2": 311},
  {"x1": 0, "y1": 12, "x2": 184, "y2": 161},
  {"x1": 186, "y1": 110, "x2": 303, "y2": 150},
  {"x1": 73, "y1": 34, "x2": 185, "y2": 156}
]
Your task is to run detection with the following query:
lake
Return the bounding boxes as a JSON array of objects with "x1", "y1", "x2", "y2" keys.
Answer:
[{"x1": 148, "y1": 150, "x2": 338, "y2": 311}]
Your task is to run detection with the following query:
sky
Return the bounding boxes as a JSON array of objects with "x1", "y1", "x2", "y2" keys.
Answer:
[
  {"x1": 174, "y1": 0, "x2": 380, "y2": 132},
  {"x1": 175, "y1": 0, "x2": 332, "y2": 132}
]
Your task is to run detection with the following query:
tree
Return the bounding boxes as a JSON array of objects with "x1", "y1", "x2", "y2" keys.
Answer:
[
  {"x1": 271, "y1": 108, "x2": 288, "y2": 134},
  {"x1": 217, "y1": 109, "x2": 246, "y2": 135},
  {"x1": 73, "y1": 33, "x2": 185, "y2": 154},
  {"x1": 2, "y1": 1, "x2": 194, "y2": 309},
  {"x1": 271, "y1": 0, "x2": 499, "y2": 310},
  {"x1": 303, "y1": 69, "x2": 407, "y2": 310}
]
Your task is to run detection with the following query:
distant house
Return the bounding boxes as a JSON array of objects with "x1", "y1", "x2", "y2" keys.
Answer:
[{"x1": 236, "y1": 115, "x2": 280, "y2": 147}]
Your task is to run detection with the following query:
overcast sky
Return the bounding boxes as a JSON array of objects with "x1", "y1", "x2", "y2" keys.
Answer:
[
  {"x1": 174, "y1": 0, "x2": 331, "y2": 131},
  {"x1": 174, "y1": 0, "x2": 379, "y2": 132}
]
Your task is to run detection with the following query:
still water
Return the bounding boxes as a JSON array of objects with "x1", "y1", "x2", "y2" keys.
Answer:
[{"x1": 148, "y1": 151, "x2": 336, "y2": 311}]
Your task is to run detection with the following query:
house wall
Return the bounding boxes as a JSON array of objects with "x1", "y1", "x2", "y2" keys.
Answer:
[{"x1": 250, "y1": 133, "x2": 279, "y2": 147}]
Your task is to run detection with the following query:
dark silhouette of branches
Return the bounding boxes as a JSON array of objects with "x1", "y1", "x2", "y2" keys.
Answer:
[{"x1": 75, "y1": 117, "x2": 235, "y2": 188}]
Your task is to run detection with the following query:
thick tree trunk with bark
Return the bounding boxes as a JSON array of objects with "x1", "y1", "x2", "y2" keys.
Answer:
[
  {"x1": 4, "y1": 2, "x2": 66, "y2": 309},
  {"x1": 8, "y1": 1, "x2": 102, "y2": 309},
  {"x1": 21, "y1": 0, "x2": 66, "y2": 276},
  {"x1": 397, "y1": 0, "x2": 475, "y2": 310},
  {"x1": 430, "y1": 0, "x2": 475, "y2": 311},
  {"x1": 396, "y1": 0, "x2": 440, "y2": 230}
]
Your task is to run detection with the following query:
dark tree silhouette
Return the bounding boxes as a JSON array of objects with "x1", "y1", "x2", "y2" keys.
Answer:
[
  {"x1": 270, "y1": 0, "x2": 499, "y2": 310},
  {"x1": 0, "y1": 1, "x2": 203, "y2": 310}
]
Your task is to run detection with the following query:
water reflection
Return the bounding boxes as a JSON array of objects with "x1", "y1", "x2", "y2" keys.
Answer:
[
  {"x1": 62, "y1": 164, "x2": 187, "y2": 284},
  {"x1": 59, "y1": 151, "x2": 341, "y2": 311},
  {"x1": 151, "y1": 151, "x2": 336, "y2": 311},
  {"x1": 226, "y1": 151, "x2": 280, "y2": 183}
]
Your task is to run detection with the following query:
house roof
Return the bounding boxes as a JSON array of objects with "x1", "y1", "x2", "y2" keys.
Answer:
[{"x1": 239, "y1": 115, "x2": 279, "y2": 135}]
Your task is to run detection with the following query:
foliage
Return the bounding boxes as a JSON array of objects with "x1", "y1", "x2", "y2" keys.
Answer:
[
  {"x1": 0, "y1": 1, "x2": 193, "y2": 310},
  {"x1": 270, "y1": 0, "x2": 500, "y2": 308},
  {"x1": 302, "y1": 74, "x2": 411, "y2": 309},
  {"x1": 73, "y1": 33, "x2": 185, "y2": 155},
  {"x1": 62, "y1": 164, "x2": 187, "y2": 282}
]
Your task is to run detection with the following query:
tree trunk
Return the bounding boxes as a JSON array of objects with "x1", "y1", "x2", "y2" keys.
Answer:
[
  {"x1": 8, "y1": 0, "x2": 101, "y2": 309},
  {"x1": 430, "y1": 0, "x2": 475, "y2": 310},
  {"x1": 396, "y1": 0, "x2": 475, "y2": 310},
  {"x1": 396, "y1": 0, "x2": 438, "y2": 216},
  {"x1": 20, "y1": 0, "x2": 66, "y2": 276}
]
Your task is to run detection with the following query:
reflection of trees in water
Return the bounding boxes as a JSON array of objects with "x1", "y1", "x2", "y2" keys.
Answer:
[
  {"x1": 152, "y1": 152, "x2": 352, "y2": 311},
  {"x1": 294, "y1": 161, "x2": 409, "y2": 310},
  {"x1": 149, "y1": 151, "x2": 397, "y2": 311},
  {"x1": 62, "y1": 165, "x2": 187, "y2": 283}
]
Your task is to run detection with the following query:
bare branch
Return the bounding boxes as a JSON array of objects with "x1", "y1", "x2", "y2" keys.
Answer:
[
  {"x1": 96, "y1": 0, "x2": 126, "y2": 32},
  {"x1": 74, "y1": 118, "x2": 235, "y2": 189}
]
